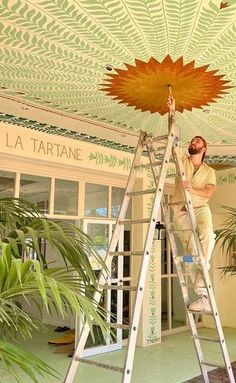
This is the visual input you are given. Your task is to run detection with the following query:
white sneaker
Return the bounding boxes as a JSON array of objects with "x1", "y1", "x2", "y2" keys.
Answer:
[{"x1": 188, "y1": 295, "x2": 211, "y2": 312}]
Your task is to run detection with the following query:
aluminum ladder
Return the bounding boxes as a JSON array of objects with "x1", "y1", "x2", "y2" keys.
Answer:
[
  {"x1": 161, "y1": 130, "x2": 235, "y2": 383},
  {"x1": 64, "y1": 115, "x2": 235, "y2": 383}
]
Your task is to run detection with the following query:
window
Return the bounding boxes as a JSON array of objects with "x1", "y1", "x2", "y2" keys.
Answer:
[
  {"x1": 84, "y1": 183, "x2": 108, "y2": 217},
  {"x1": 20, "y1": 174, "x2": 50, "y2": 213},
  {"x1": 0, "y1": 171, "x2": 15, "y2": 197},
  {"x1": 111, "y1": 187, "x2": 125, "y2": 218},
  {"x1": 54, "y1": 179, "x2": 78, "y2": 215},
  {"x1": 230, "y1": 241, "x2": 236, "y2": 266}
]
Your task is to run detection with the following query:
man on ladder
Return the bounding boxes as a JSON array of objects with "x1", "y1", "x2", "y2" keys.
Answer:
[
  {"x1": 168, "y1": 94, "x2": 216, "y2": 312},
  {"x1": 64, "y1": 89, "x2": 235, "y2": 383}
]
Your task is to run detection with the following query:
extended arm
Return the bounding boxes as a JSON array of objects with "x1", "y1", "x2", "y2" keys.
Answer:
[{"x1": 182, "y1": 181, "x2": 216, "y2": 199}]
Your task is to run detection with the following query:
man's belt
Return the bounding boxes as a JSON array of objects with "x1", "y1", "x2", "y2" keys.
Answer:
[{"x1": 180, "y1": 205, "x2": 205, "y2": 211}]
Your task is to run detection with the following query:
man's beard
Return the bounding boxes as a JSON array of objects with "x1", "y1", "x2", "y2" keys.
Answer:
[{"x1": 188, "y1": 146, "x2": 203, "y2": 155}]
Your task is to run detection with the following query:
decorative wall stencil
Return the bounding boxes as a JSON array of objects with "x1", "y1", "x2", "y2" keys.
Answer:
[
  {"x1": 0, "y1": 113, "x2": 135, "y2": 153},
  {"x1": 216, "y1": 172, "x2": 236, "y2": 185},
  {"x1": 89, "y1": 152, "x2": 132, "y2": 170},
  {"x1": 145, "y1": 173, "x2": 160, "y2": 344},
  {"x1": 146, "y1": 244, "x2": 160, "y2": 345},
  {"x1": 102, "y1": 55, "x2": 232, "y2": 115},
  {"x1": 1, "y1": 113, "x2": 236, "y2": 168},
  {"x1": 0, "y1": 1, "x2": 236, "y2": 146}
]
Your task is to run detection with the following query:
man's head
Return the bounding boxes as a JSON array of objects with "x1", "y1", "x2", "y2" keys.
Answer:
[{"x1": 188, "y1": 136, "x2": 207, "y2": 161}]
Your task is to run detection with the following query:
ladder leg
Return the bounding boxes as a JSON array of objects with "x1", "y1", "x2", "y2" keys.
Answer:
[
  {"x1": 167, "y1": 134, "x2": 235, "y2": 383},
  {"x1": 163, "y1": 205, "x2": 210, "y2": 383},
  {"x1": 64, "y1": 324, "x2": 91, "y2": 383},
  {"x1": 63, "y1": 123, "x2": 235, "y2": 383}
]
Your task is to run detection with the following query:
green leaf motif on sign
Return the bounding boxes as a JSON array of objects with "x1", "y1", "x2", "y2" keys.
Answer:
[{"x1": 89, "y1": 152, "x2": 132, "y2": 170}]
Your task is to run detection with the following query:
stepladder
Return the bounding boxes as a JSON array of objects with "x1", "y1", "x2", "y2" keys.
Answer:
[{"x1": 64, "y1": 108, "x2": 235, "y2": 383}]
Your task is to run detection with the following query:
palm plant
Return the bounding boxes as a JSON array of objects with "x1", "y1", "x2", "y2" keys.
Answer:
[
  {"x1": 0, "y1": 198, "x2": 107, "y2": 383},
  {"x1": 215, "y1": 205, "x2": 236, "y2": 278}
]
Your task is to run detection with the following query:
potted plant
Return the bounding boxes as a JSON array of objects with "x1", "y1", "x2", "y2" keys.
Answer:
[
  {"x1": 215, "y1": 205, "x2": 236, "y2": 277},
  {"x1": 0, "y1": 198, "x2": 107, "y2": 382}
]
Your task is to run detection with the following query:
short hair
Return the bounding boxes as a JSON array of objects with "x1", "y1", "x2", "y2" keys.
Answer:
[{"x1": 192, "y1": 135, "x2": 207, "y2": 161}]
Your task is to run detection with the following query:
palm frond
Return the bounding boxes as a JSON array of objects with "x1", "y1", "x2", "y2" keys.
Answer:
[
  {"x1": 0, "y1": 198, "x2": 110, "y2": 382},
  {"x1": 0, "y1": 244, "x2": 108, "y2": 339},
  {"x1": 0, "y1": 341, "x2": 58, "y2": 383},
  {"x1": 0, "y1": 198, "x2": 107, "y2": 283},
  {"x1": 218, "y1": 266, "x2": 236, "y2": 279},
  {"x1": 215, "y1": 204, "x2": 236, "y2": 256}
]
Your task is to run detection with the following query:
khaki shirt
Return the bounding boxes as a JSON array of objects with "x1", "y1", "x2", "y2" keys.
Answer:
[{"x1": 172, "y1": 149, "x2": 216, "y2": 208}]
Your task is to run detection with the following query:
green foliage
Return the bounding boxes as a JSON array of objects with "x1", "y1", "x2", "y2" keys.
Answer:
[
  {"x1": 0, "y1": 198, "x2": 108, "y2": 382},
  {"x1": 215, "y1": 205, "x2": 236, "y2": 255},
  {"x1": 0, "y1": 341, "x2": 58, "y2": 383},
  {"x1": 215, "y1": 205, "x2": 236, "y2": 277},
  {"x1": 0, "y1": 198, "x2": 104, "y2": 283}
]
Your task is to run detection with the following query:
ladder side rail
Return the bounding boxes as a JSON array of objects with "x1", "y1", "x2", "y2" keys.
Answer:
[
  {"x1": 172, "y1": 140, "x2": 219, "y2": 310},
  {"x1": 121, "y1": 129, "x2": 177, "y2": 383},
  {"x1": 104, "y1": 131, "x2": 148, "y2": 267},
  {"x1": 173, "y1": 142, "x2": 235, "y2": 382},
  {"x1": 64, "y1": 132, "x2": 147, "y2": 383},
  {"x1": 162, "y1": 204, "x2": 210, "y2": 383}
]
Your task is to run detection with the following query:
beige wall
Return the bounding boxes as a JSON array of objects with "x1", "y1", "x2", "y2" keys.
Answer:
[
  {"x1": 208, "y1": 168, "x2": 236, "y2": 328},
  {"x1": 0, "y1": 121, "x2": 163, "y2": 346}
]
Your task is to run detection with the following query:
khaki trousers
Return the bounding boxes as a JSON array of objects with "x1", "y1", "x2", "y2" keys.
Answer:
[{"x1": 173, "y1": 205, "x2": 216, "y2": 296}]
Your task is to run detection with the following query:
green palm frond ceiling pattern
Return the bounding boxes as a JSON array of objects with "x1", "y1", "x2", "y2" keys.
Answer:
[{"x1": 0, "y1": 0, "x2": 236, "y2": 146}]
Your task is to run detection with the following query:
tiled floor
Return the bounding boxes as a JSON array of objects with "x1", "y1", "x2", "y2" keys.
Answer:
[
  {"x1": 1, "y1": 327, "x2": 236, "y2": 383},
  {"x1": 184, "y1": 361, "x2": 236, "y2": 382}
]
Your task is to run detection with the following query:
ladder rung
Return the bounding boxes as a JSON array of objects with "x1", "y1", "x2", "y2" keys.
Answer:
[
  {"x1": 169, "y1": 228, "x2": 193, "y2": 232},
  {"x1": 106, "y1": 322, "x2": 130, "y2": 330},
  {"x1": 109, "y1": 251, "x2": 143, "y2": 256},
  {"x1": 119, "y1": 218, "x2": 150, "y2": 225},
  {"x1": 201, "y1": 361, "x2": 225, "y2": 369},
  {"x1": 163, "y1": 201, "x2": 187, "y2": 206},
  {"x1": 151, "y1": 146, "x2": 166, "y2": 152},
  {"x1": 76, "y1": 358, "x2": 124, "y2": 373},
  {"x1": 188, "y1": 309, "x2": 213, "y2": 315},
  {"x1": 195, "y1": 335, "x2": 221, "y2": 343},
  {"x1": 175, "y1": 255, "x2": 198, "y2": 263},
  {"x1": 134, "y1": 160, "x2": 162, "y2": 170},
  {"x1": 150, "y1": 134, "x2": 169, "y2": 142},
  {"x1": 181, "y1": 283, "x2": 194, "y2": 288},
  {"x1": 128, "y1": 188, "x2": 156, "y2": 197},
  {"x1": 99, "y1": 284, "x2": 137, "y2": 291}
]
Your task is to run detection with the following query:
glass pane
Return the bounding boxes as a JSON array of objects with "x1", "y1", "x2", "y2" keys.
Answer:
[
  {"x1": 111, "y1": 187, "x2": 124, "y2": 217},
  {"x1": 123, "y1": 281, "x2": 130, "y2": 339},
  {"x1": 161, "y1": 277, "x2": 169, "y2": 330},
  {"x1": 172, "y1": 277, "x2": 186, "y2": 328},
  {"x1": 111, "y1": 186, "x2": 132, "y2": 218},
  {"x1": 0, "y1": 171, "x2": 15, "y2": 197},
  {"x1": 87, "y1": 223, "x2": 109, "y2": 259},
  {"x1": 124, "y1": 230, "x2": 130, "y2": 277},
  {"x1": 20, "y1": 174, "x2": 50, "y2": 213},
  {"x1": 54, "y1": 179, "x2": 78, "y2": 215},
  {"x1": 161, "y1": 237, "x2": 168, "y2": 274},
  {"x1": 85, "y1": 184, "x2": 108, "y2": 217}
]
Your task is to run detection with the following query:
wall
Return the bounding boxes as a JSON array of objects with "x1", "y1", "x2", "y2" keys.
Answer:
[
  {"x1": 208, "y1": 168, "x2": 236, "y2": 328},
  {"x1": 0, "y1": 121, "x2": 163, "y2": 347}
]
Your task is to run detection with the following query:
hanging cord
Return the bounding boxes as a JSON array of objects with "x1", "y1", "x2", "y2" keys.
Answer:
[{"x1": 167, "y1": 84, "x2": 175, "y2": 132}]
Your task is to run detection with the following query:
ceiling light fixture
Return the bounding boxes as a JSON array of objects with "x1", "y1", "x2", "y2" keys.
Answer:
[{"x1": 105, "y1": 64, "x2": 114, "y2": 71}]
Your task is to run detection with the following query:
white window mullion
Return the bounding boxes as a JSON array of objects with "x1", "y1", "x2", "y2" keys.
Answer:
[
  {"x1": 78, "y1": 180, "x2": 85, "y2": 217},
  {"x1": 108, "y1": 185, "x2": 112, "y2": 218},
  {"x1": 14, "y1": 172, "x2": 20, "y2": 198},
  {"x1": 50, "y1": 178, "x2": 55, "y2": 215}
]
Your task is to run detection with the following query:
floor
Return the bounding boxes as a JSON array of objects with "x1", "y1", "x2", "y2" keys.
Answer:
[
  {"x1": 1, "y1": 327, "x2": 236, "y2": 383},
  {"x1": 184, "y1": 361, "x2": 236, "y2": 382}
]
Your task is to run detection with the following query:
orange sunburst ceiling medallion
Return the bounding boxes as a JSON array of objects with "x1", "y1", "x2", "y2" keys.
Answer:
[{"x1": 101, "y1": 55, "x2": 231, "y2": 115}]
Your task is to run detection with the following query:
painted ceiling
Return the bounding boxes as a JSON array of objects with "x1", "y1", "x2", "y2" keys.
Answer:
[{"x1": 0, "y1": 0, "x2": 236, "y2": 164}]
